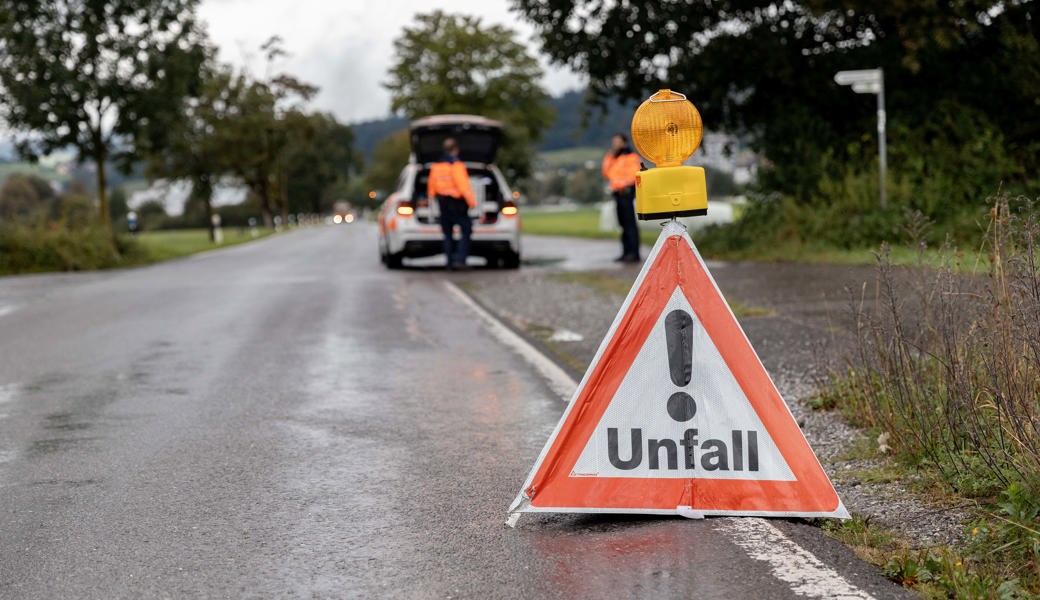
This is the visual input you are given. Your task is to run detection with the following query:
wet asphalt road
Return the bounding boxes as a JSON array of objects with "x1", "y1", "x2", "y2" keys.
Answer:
[{"x1": 0, "y1": 224, "x2": 912, "y2": 599}]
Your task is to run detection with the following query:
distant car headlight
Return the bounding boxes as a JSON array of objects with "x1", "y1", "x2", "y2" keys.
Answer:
[{"x1": 333, "y1": 214, "x2": 343, "y2": 224}]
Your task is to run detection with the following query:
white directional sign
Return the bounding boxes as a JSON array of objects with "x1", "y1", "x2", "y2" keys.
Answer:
[{"x1": 834, "y1": 69, "x2": 882, "y2": 87}]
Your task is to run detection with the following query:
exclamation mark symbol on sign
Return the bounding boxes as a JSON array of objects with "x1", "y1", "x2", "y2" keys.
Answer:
[{"x1": 665, "y1": 310, "x2": 697, "y2": 422}]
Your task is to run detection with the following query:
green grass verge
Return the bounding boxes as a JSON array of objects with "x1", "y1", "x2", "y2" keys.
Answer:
[
  {"x1": 523, "y1": 207, "x2": 992, "y2": 269},
  {"x1": 135, "y1": 228, "x2": 272, "y2": 261},
  {"x1": 522, "y1": 208, "x2": 658, "y2": 246},
  {"x1": 549, "y1": 271, "x2": 774, "y2": 317}
]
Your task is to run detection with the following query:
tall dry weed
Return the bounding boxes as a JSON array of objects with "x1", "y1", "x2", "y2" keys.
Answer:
[{"x1": 839, "y1": 195, "x2": 1040, "y2": 495}]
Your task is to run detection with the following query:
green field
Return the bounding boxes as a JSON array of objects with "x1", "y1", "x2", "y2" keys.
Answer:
[
  {"x1": 136, "y1": 228, "x2": 272, "y2": 261},
  {"x1": 0, "y1": 162, "x2": 66, "y2": 183},
  {"x1": 521, "y1": 207, "x2": 659, "y2": 246},
  {"x1": 537, "y1": 146, "x2": 603, "y2": 168}
]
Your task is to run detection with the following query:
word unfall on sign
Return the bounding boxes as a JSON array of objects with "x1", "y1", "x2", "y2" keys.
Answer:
[
  {"x1": 509, "y1": 220, "x2": 847, "y2": 519},
  {"x1": 606, "y1": 427, "x2": 759, "y2": 472}
]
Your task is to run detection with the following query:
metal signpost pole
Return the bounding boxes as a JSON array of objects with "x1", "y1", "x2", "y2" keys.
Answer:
[
  {"x1": 876, "y1": 70, "x2": 887, "y2": 209},
  {"x1": 834, "y1": 68, "x2": 887, "y2": 210}
]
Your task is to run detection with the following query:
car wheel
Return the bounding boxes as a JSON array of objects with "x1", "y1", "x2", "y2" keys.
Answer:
[
  {"x1": 501, "y1": 251, "x2": 521, "y2": 269},
  {"x1": 386, "y1": 252, "x2": 404, "y2": 269}
]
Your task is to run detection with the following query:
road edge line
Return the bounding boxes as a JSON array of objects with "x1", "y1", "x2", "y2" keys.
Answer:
[
  {"x1": 717, "y1": 518, "x2": 878, "y2": 600},
  {"x1": 442, "y1": 281, "x2": 577, "y2": 402}
]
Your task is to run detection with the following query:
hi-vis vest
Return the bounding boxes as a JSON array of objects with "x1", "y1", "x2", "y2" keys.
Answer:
[
  {"x1": 428, "y1": 160, "x2": 476, "y2": 207},
  {"x1": 602, "y1": 150, "x2": 642, "y2": 191}
]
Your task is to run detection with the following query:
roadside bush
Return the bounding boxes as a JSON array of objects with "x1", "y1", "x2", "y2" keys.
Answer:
[
  {"x1": 826, "y1": 194, "x2": 1040, "y2": 497},
  {"x1": 0, "y1": 224, "x2": 144, "y2": 274}
]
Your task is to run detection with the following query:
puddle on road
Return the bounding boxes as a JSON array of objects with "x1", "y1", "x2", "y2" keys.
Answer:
[
  {"x1": 0, "y1": 382, "x2": 19, "y2": 407},
  {"x1": 0, "y1": 448, "x2": 18, "y2": 465},
  {"x1": 30, "y1": 478, "x2": 101, "y2": 488},
  {"x1": 28, "y1": 436, "x2": 101, "y2": 458},
  {"x1": 43, "y1": 413, "x2": 93, "y2": 432}
]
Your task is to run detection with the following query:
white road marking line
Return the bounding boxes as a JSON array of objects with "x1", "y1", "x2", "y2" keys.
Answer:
[
  {"x1": 442, "y1": 281, "x2": 577, "y2": 401},
  {"x1": 718, "y1": 518, "x2": 877, "y2": 599},
  {"x1": 450, "y1": 280, "x2": 874, "y2": 598},
  {"x1": 0, "y1": 304, "x2": 17, "y2": 318},
  {"x1": 548, "y1": 328, "x2": 583, "y2": 342}
]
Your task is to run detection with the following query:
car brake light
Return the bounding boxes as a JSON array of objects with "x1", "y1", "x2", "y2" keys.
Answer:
[
  {"x1": 397, "y1": 204, "x2": 414, "y2": 216},
  {"x1": 501, "y1": 202, "x2": 519, "y2": 217}
]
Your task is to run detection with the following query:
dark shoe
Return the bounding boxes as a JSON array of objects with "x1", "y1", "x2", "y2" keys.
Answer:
[
  {"x1": 621, "y1": 254, "x2": 641, "y2": 263},
  {"x1": 614, "y1": 255, "x2": 627, "y2": 262},
  {"x1": 445, "y1": 262, "x2": 455, "y2": 271},
  {"x1": 451, "y1": 262, "x2": 470, "y2": 271}
]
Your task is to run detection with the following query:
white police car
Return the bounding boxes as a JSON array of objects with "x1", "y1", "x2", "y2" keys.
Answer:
[{"x1": 377, "y1": 115, "x2": 521, "y2": 269}]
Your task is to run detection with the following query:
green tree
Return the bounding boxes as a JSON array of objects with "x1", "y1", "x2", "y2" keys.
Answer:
[
  {"x1": 512, "y1": 1, "x2": 1039, "y2": 200},
  {"x1": 216, "y1": 72, "x2": 317, "y2": 230},
  {"x1": 283, "y1": 111, "x2": 361, "y2": 215},
  {"x1": 148, "y1": 48, "x2": 318, "y2": 231},
  {"x1": 364, "y1": 129, "x2": 411, "y2": 194},
  {"x1": 0, "y1": 174, "x2": 43, "y2": 222},
  {"x1": 0, "y1": 0, "x2": 207, "y2": 227},
  {"x1": 565, "y1": 168, "x2": 605, "y2": 204},
  {"x1": 135, "y1": 199, "x2": 168, "y2": 231},
  {"x1": 385, "y1": 11, "x2": 555, "y2": 181},
  {"x1": 145, "y1": 60, "x2": 232, "y2": 240}
]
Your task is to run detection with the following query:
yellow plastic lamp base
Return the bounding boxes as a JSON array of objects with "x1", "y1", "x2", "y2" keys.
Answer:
[{"x1": 634, "y1": 166, "x2": 708, "y2": 220}]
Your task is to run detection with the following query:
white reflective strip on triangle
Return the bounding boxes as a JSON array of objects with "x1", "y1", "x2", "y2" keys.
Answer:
[{"x1": 571, "y1": 288, "x2": 795, "y2": 480}]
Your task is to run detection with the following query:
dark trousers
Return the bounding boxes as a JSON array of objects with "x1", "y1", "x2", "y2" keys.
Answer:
[
  {"x1": 613, "y1": 186, "x2": 639, "y2": 258},
  {"x1": 437, "y1": 195, "x2": 472, "y2": 265}
]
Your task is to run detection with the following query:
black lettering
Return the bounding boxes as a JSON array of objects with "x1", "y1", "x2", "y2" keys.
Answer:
[
  {"x1": 680, "y1": 428, "x2": 698, "y2": 468},
  {"x1": 748, "y1": 430, "x2": 759, "y2": 471},
  {"x1": 648, "y1": 438, "x2": 678, "y2": 470},
  {"x1": 664, "y1": 310, "x2": 693, "y2": 387},
  {"x1": 732, "y1": 430, "x2": 743, "y2": 471},
  {"x1": 700, "y1": 439, "x2": 729, "y2": 471},
  {"x1": 608, "y1": 428, "x2": 642, "y2": 470}
]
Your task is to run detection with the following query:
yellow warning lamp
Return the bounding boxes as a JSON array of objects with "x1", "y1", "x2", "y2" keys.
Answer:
[{"x1": 631, "y1": 89, "x2": 708, "y2": 220}]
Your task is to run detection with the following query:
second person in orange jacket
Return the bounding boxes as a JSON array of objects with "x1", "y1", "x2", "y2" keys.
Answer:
[{"x1": 602, "y1": 134, "x2": 642, "y2": 262}]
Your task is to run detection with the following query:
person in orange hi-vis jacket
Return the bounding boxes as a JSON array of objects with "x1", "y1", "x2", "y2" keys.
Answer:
[
  {"x1": 602, "y1": 133, "x2": 643, "y2": 262},
  {"x1": 427, "y1": 138, "x2": 476, "y2": 270}
]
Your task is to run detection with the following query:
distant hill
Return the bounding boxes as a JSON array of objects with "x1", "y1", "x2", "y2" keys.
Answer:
[
  {"x1": 350, "y1": 89, "x2": 638, "y2": 160},
  {"x1": 350, "y1": 115, "x2": 408, "y2": 162},
  {"x1": 538, "y1": 90, "x2": 637, "y2": 151}
]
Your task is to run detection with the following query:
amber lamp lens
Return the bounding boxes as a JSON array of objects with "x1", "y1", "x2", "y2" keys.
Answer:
[{"x1": 631, "y1": 89, "x2": 703, "y2": 167}]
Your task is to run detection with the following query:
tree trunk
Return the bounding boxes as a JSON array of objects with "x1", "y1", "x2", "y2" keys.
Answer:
[
  {"x1": 93, "y1": 139, "x2": 110, "y2": 227},
  {"x1": 256, "y1": 187, "x2": 275, "y2": 229},
  {"x1": 193, "y1": 174, "x2": 215, "y2": 242},
  {"x1": 250, "y1": 165, "x2": 275, "y2": 229},
  {"x1": 279, "y1": 163, "x2": 289, "y2": 226}
]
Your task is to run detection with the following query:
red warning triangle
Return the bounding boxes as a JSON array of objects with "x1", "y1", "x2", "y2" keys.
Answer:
[{"x1": 509, "y1": 221, "x2": 848, "y2": 518}]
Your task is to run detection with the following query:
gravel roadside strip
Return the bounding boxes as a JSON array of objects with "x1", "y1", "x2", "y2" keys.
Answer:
[{"x1": 459, "y1": 252, "x2": 972, "y2": 550}]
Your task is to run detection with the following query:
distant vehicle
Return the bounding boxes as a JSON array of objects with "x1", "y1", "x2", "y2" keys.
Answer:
[
  {"x1": 332, "y1": 201, "x2": 354, "y2": 224},
  {"x1": 377, "y1": 114, "x2": 521, "y2": 269}
]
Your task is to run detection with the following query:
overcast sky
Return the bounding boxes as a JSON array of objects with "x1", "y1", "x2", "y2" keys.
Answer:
[{"x1": 197, "y1": 0, "x2": 585, "y2": 124}]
